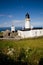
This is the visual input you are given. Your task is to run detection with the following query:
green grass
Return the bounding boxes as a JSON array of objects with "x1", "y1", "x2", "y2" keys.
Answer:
[{"x1": 0, "y1": 37, "x2": 43, "y2": 49}]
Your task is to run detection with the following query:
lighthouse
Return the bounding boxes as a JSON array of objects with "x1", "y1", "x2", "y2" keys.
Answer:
[
  {"x1": 25, "y1": 13, "x2": 31, "y2": 29},
  {"x1": 11, "y1": 25, "x2": 15, "y2": 32}
]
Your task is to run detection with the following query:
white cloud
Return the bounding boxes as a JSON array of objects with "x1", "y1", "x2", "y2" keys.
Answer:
[
  {"x1": 8, "y1": 15, "x2": 12, "y2": 18},
  {"x1": 0, "y1": 14, "x2": 12, "y2": 18},
  {"x1": 0, "y1": 20, "x2": 25, "y2": 27},
  {"x1": 0, "y1": 24, "x2": 3, "y2": 27},
  {"x1": 12, "y1": 20, "x2": 25, "y2": 27},
  {"x1": 0, "y1": 14, "x2": 5, "y2": 16},
  {"x1": 31, "y1": 21, "x2": 43, "y2": 27}
]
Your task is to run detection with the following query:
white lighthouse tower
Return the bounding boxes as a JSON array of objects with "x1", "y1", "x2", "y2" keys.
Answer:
[
  {"x1": 25, "y1": 13, "x2": 31, "y2": 29},
  {"x1": 11, "y1": 25, "x2": 15, "y2": 32}
]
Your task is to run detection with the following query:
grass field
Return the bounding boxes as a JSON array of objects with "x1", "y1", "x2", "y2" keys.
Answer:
[
  {"x1": 0, "y1": 37, "x2": 43, "y2": 65},
  {"x1": 0, "y1": 37, "x2": 43, "y2": 49}
]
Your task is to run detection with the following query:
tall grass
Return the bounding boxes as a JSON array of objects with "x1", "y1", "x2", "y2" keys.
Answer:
[{"x1": 0, "y1": 37, "x2": 43, "y2": 65}]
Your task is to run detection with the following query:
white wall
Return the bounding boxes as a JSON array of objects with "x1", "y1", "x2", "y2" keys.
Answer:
[
  {"x1": 11, "y1": 26, "x2": 15, "y2": 32},
  {"x1": 18, "y1": 29, "x2": 43, "y2": 38},
  {"x1": 25, "y1": 21, "x2": 31, "y2": 29}
]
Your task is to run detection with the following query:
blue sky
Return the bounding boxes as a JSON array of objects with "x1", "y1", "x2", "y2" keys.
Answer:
[{"x1": 0, "y1": 0, "x2": 43, "y2": 27}]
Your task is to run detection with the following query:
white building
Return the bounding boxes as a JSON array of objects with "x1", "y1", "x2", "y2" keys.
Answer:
[
  {"x1": 18, "y1": 29, "x2": 43, "y2": 38},
  {"x1": 18, "y1": 13, "x2": 43, "y2": 38}
]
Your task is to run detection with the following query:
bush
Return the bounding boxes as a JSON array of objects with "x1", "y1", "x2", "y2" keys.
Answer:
[{"x1": 0, "y1": 51, "x2": 28, "y2": 65}]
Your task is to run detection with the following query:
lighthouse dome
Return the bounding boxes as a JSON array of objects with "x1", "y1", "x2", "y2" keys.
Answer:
[{"x1": 25, "y1": 13, "x2": 30, "y2": 18}]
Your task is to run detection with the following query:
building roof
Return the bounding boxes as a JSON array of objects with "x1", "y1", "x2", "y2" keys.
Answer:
[{"x1": 20, "y1": 27, "x2": 43, "y2": 31}]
